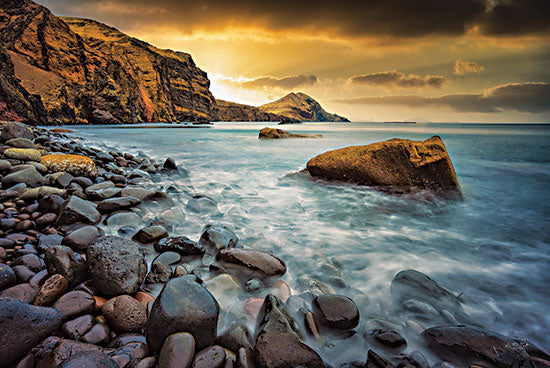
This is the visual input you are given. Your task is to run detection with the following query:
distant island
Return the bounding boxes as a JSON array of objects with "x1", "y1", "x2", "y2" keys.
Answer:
[
  {"x1": 384, "y1": 121, "x2": 417, "y2": 124},
  {"x1": 0, "y1": 0, "x2": 349, "y2": 125}
]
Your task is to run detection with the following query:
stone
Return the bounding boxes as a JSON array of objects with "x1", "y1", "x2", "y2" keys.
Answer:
[
  {"x1": 192, "y1": 346, "x2": 226, "y2": 368},
  {"x1": 366, "y1": 350, "x2": 395, "y2": 368},
  {"x1": 102, "y1": 295, "x2": 148, "y2": 332},
  {"x1": 215, "y1": 324, "x2": 254, "y2": 355},
  {"x1": 259, "y1": 127, "x2": 322, "y2": 139},
  {"x1": 0, "y1": 283, "x2": 38, "y2": 302},
  {"x1": 34, "y1": 274, "x2": 69, "y2": 306},
  {"x1": 158, "y1": 332, "x2": 195, "y2": 368},
  {"x1": 97, "y1": 196, "x2": 141, "y2": 213},
  {"x1": 45, "y1": 245, "x2": 88, "y2": 286},
  {"x1": 155, "y1": 236, "x2": 205, "y2": 256},
  {"x1": 120, "y1": 186, "x2": 156, "y2": 200},
  {"x1": 1, "y1": 122, "x2": 33, "y2": 141},
  {"x1": 57, "y1": 196, "x2": 101, "y2": 225},
  {"x1": 217, "y1": 248, "x2": 286, "y2": 278},
  {"x1": 41, "y1": 154, "x2": 98, "y2": 177},
  {"x1": 0, "y1": 263, "x2": 16, "y2": 289},
  {"x1": 62, "y1": 314, "x2": 94, "y2": 340},
  {"x1": 163, "y1": 157, "x2": 177, "y2": 170},
  {"x1": 372, "y1": 330, "x2": 407, "y2": 348},
  {"x1": 199, "y1": 224, "x2": 238, "y2": 254},
  {"x1": 38, "y1": 194, "x2": 65, "y2": 213},
  {"x1": 20, "y1": 186, "x2": 66, "y2": 200},
  {"x1": 0, "y1": 159, "x2": 11, "y2": 172},
  {"x1": 106, "y1": 211, "x2": 143, "y2": 229},
  {"x1": 36, "y1": 212, "x2": 57, "y2": 227},
  {"x1": 4, "y1": 148, "x2": 41, "y2": 161},
  {"x1": 85, "y1": 180, "x2": 114, "y2": 195},
  {"x1": 87, "y1": 236, "x2": 147, "y2": 296},
  {"x1": 63, "y1": 226, "x2": 102, "y2": 250},
  {"x1": 81, "y1": 323, "x2": 110, "y2": 344},
  {"x1": 306, "y1": 136, "x2": 459, "y2": 191},
  {"x1": 13, "y1": 265, "x2": 36, "y2": 282},
  {"x1": 145, "y1": 276, "x2": 220, "y2": 352},
  {"x1": 272, "y1": 279, "x2": 291, "y2": 302},
  {"x1": 1, "y1": 167, "x2": 45, "y2": 187},
  {"x1": 50, "y1": 172, "x2": 74, "y2": 188},
  {"x1": 6, "y1": 137, "x2": 35, "y2": 148},
  {"x1": 255, "y1": 294, "x2": 303, "y2": 341},
  {"x1": 255, "y1": 332, "x2": 324, "y2": 368},
  {"x1": 423, "y1": 326, "x2": 535, "y2": 368},
  {"x1": 186, "y1": 194, "x2": 218, "y2": 213},
  {"x1": 53, "y1": 290, "x2": 95, "y2": 319},
  {"x1": 204, "y1": 273, "x2": 242, "y2": 305},
  {"x1": 11, "y1": 253, "x2": 43, "y2": 272},
  {"x1": 0, "y1": 298, "x2": 63, "y2": 366},
  {"x1": 31, "y1": 337, "x2": 104, "y2": 367},
  {"x1": 72, "y1": 176, "x2": 93, "y2": 187},
  {"x1": 59, "y1": 351, "x2": 119, "y2": 368},
  {"x1": 132, "y1": 225, "x2": 169, "y2": 244},
  {"x1": 38, "y1": 233, "x2": 64, "y2": 250},
  {"x1": 313, "y1": 294, "x2": 360, "y2": 330}
]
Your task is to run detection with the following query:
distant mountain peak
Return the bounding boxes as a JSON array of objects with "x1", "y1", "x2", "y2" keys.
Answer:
[{"x1": 260, "y1": 92, "x2": 349, "y2": 122}]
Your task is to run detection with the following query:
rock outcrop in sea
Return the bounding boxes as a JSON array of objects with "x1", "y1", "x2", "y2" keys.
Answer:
[{"x1": 259, "y1": 127, "x2": 323, "y2": 139}]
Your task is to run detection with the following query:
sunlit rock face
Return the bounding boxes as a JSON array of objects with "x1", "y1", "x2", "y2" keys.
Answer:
[{"x1": 0, "y1": 0, "x2": 217, "y2": 124}]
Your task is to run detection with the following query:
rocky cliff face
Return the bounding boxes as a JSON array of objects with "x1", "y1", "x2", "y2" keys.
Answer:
[
  {"x1": 215, "y1": 99, "x2": 298, "y2": 123},
  {"x1": 260, "y1": 92, "x2": 349, "y2": 122},
  {"x1": 0, "y1": 0, "x2": 216, "y2": 124}
]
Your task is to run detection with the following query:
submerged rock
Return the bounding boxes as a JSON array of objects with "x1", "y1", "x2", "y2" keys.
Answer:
[
  {"x1": 313, "y1": 294, "x2": 360, "y2": 330},
  {"x1": 199, "y1": 224, "x2": 238, "y2": 253},
  {"x1": 217, "y1": 248, "x2": 286, "y2": 278},
  {"x1": 306, "y1": 135, "x2": 459, "y2": 191},
  {"x1": 259, "y1": 127, "x2": 322, "y2": 139},
  {"x1": 423, "y1": 326, "x2": 535, "y2": 368},
  {"x1": 145, "y1": 276, "x2": 219, "y2": 352}
]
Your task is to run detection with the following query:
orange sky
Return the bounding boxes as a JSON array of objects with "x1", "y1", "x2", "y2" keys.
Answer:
[{"x1": 37, "y1": 0, "x2": 550, "y2": 122}]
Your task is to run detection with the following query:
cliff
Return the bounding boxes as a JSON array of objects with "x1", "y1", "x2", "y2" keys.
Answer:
[
  {"x1": 216, "y1": 99, "x2": 298, "y2": 123},
  {"x1": 0, "y1": 0, "x2": 216, "y2": 124},
  {"x1": 260, "y1": 92, "x2": 349, "y2": 122}
]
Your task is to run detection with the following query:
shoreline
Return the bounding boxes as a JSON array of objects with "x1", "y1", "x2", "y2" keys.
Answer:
[{"x1": 0, "y1": 122, "x2": 548, "y2": 367}]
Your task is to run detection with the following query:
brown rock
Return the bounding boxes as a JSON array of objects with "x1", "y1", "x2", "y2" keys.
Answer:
[
  {"x1": 102, "y1": 294, "x2": 148, "y2": 332},
  {"x1": 259, "y1": 127, "x2": 322, "y2": 139},
  {"x1": 53, "y1": 290, "x2": 95, "y2": 319},
  {"x1": 217, "y1": 248, "x2": 286, "y2": 278},
  {"x1": 192, "y1": 345, "x2": 226, "y2": 368},
  {"x1": 41, "y1": 154, "x2": 98, "y2": 177},
  {"x1": 306, "y1": 136, "x2": 460, "y2": 191},
  {"x1": 33, "y1": 274, "x2": 69, "y2": 306},
  {"x1": 0, "y1": 283, "x2": 38, "y2": 303},
  {"x1": 158, "y1": 332, "x2": 195, "y2": 368},
  {"x1": 135, "y1": 291, "x2": 155, "y2": 308},
  {"x1": 255, "y1": 332, "x2": 324, "y2": 368}
]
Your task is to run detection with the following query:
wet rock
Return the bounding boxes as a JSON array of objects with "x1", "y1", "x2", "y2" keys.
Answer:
[
  {"x1": 255, "y1": 294, "x2": 303, "y2": 341},
  {"x1": 102, "y1": 295, "x2": 148, "y2": 332},
  {"x1": 36, "y1": 212, "x2": 57, "y2": 227},
  {"x1": 146, "y1": 262, "x2": 172, "y2": 283},
  {"x1": 272, "y1": 279, "x2": 291, "y2": 302},
  {"x1": 155, "y1": 236, "x2": 205, "y2": 256},
  {"x1": 31, "y1": 337, "x2": 104, "y2": 367},
  {"x1": 81, "y1": 323, "x2": 111, "y2": 345},
  {"x1": 186, "y1": 194, "x2": 218, "y2": 213},
  {"x1": 38, "y1": 233, "x2": 64, "y2": 250},
  {"x1": 13, "y1": 265, "x2": 36, "y2": 282},
  {"x1": 11, "y1": 255, "x2": 41, "y2": 273},
  {"x1": 0, "y1": 159, "x2": 11, "y2": 172},
  {"x1": 108, "y1": 333, "x2": 147, "y2": 348},
  {"x1": 87, "y1": 236, "x2": 147, "y2": 296},
  {"x1": 2, "y1": 167, "x2": 45, "y2": 187},
  {"x1": 34, "y1": 274, "x2": 69, "y2": 306},
  {"x1": 145, "y1": 275, "x2": 220, "y2": 352},
  {"x1": 50, "y1": 172, "x2": 74, "y2": 188},
  {"x1": 85, "y1": 180, "x2": 114, "y2": 195},
  {"x1": 0, "y1": 282, "x2": 38, "y2": 302},
  {"x1": 255, "y1": 332, "x2": 324, "y2": 368},
  {"x1": 366, "y1": 350, "x2": 395, "y2": 368},
  {"x1": 199, "y1": 224, "x2": 238, "y2": 253},
  {"x1": 57, "y1": 196, "x2": 101, "y2": 225},
  {"x1": 59, "y1": 350, "x2": 118, "y2": 368},
  {"x1": 98, "y1": 196, "x2": 141, "y2": 213},
  {"x1": 21, "y1": 186, "x2": 67, "y2": 201},
  {"x1": 120, "y1": 186, "x2": 156, "y2": 201},
  {"x1": 62, "y1": 314, "x2": 94, "y2": 340},
  {"x1": 423, "y1": 326, "x2": 535, "y2": 368},
  {"x1": 192, "y1": 345, "x2": 226, "y2": 368},
  {"x1": 154, "y1": 251, "x2": 182, "y2": 267},
  {"x1": 244, "y1": 278, "x2": 263, "y2": 292},
  {"x1": 0, "y1": 263, "x2": 16, "y2": 289},
  {"x1": 109, "y1": 341, "x2": 149, "y2": 367},
  {"x1": 306, "y1": 136, "x2": 459, "y2": 191},
  {"x1": 38, "y1": 194, "x2": 65, "y2": 213},
  {"x1": 137, "y1": 357, "x2": 157, "y2": 368},
  {"x1": 237, "y1": 348, "x2": 255, "y2": 368},
  {"x1": 371, "y1": 330, "x2": 407, "y2": 348},
  {"x1": 63, "y1": 226, "x2": 102, "y2": 250},
  {"x1": 40, "y1": 154, "x2": 98, "y2": 177},
  {"x1": 158, "y1": 332, "x2": 195, "y2": 368},
  {"x1": 72, "y1": 176, "x2": 93, "y2": 188},
  {"x1": 132, "y1": 225, "x2": 169, "y2": 244},
  {"x1": 0, "y1": 298, "x2": 63, "y2": 366},
  {"x1": 217, "y1": 248, "x2": 286, "y2": 278},
  {"x1": 163, "y1": 157, "x2": 177, "y2": 170},
  {"x1": 106, "y1": 211, "x2": 143, "y2": 229},
  {"x1": 215, "y1": 324, "x2": 255, "y2": 355},
  {"x1": 45, "y1": 245, "x2": 88, "y2": 286},
  {"x1": 53, "y1": 290, "x2": 95, "y2": 319},
  {"x1": 4, "y1": 148, "x2": 41, "y2": 161},
  {"x1": 1, "y1": 122, "x2": 33, "y2": 141},
  {"x1": 259, "y1": 127, "x2": 322, "y2": 139},
  {"x1": 313, "y1": 294, "x2": 360, "y2": 330},
  {"x1": 6, "y1": 137, "x2": 35, "y2": 148}
]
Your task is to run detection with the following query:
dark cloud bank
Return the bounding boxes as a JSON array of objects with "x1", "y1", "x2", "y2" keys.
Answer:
[
  {"x1": 335, "y1": 82, "x2": 550, "y2": 113},
  {"x1": 350, "y1": 71, "x2": 446, "y2": 88},
  {"x1": 38, "y1": 0, "x2": 550, "y2": 37}
]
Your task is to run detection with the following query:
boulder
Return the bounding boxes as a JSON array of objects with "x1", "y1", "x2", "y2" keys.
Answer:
[
  {"x1": 132, "y1": 225, "x2": 169, "y2": 244},
  {"x1": 0, "y1": 263, "x2": 16, "y2": 289},
  {"x1": 1, "y1": 166, "x2": 45, "y2": 187},
  {"x1": 306, "y1": 136, "x2": 459, "y2": 191},
  {"x1": 45, "y1": 245, "x2": 88, "y2": 286},
  {"x1": 158, "y1": 332, "x2": 195, "y2": 368},
  {"x1": 255, "y1": 332, "x2": 324, "y2": 368},
  {"x1": 33, "y1": 274, "x2": 69, "y2": 306},
  {"x1": 63, "y1": 226, "x2": 102, "y2": 250},
  {"x1": 6, "y1": 137, "x2": 35, "y2": 148},
  {"x1": 62, "y1": 315, "x2": 94, "y2": 340},
  {"x1": 423, "y1": 326, "x2": 535, "y2": 368},
  {"x1": 313, "y1": 294, "x2": 360, "y2": 330},
  {"x1": 192, "y1": 345, "x2": 226, "y2": 368},
  {"x1": 41, "y1": 154, "x2": 98, "y2": 177},
  {"x1": 145, "y1": 276, "x2": 219, "y2": 352},
  {"x1": 53, "y1": 290, "x2": 95, "y2": 319},
  {"x1": 57, "y1": 196, "x2": 101, "y2": 225},
  {"x1": 4, "y1": 148, "x2": 41, "y2": 161},
  {"x1": 102, "y1": 295, "x2": 148, "y2": 332},
  {"x1": 199, "y1": 224, "x2": 238, "y2": 254},
  {"x1": 155, "y1": 236, "x2": 205, "y2": 256},
  {"x1": 0, "y1": 122, "x2": 33, "y2": 141},
  {"x1": 31, "y1": 336, "x2": 104, "y2": 367},
  {"x1": 0, "y1": 298, "x2": 63, "y2": 366},
  {"x1": 87, "y1": 236, "x2": 147, "y2": 296},
  {"x1": 259, "y1": 127, "x2": 322, "y2": 139},
  {"x1": 255, "y1": 294, "x2": 303, "y2": 341},
  {"x1": 60, "y1": 350, "x2": 119, "y2": 368},
  {"x1": 97, "y1": 196, "x2": 141, "y2": 213},
  {"x1": 217, "y1": 248, "x2": 286, "y2": 278}
]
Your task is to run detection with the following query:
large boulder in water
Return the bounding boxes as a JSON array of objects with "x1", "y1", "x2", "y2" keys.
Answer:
[
  {"x1": 306, "y1": 135, "x2": 459, "y2": 191},
  {"x1": 145, "y1": 276, "x2": 220, "y2": 352},
  {"x1": 422, "y1": 326, "x2": 535, "y2": 368},
  {"x1": 0, "y1": 298, "x2": 63, "y2": 366},
  {"x1": 87, "y1": 236, "x2": 147, "y2": 296},
  {"x1": 259, "y1": 127, "x2": 322, "y2": 139}
]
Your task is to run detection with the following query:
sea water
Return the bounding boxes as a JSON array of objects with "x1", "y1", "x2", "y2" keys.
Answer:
[{"x1": 68, "y1": 122, "x2": 550, "y2": 364}]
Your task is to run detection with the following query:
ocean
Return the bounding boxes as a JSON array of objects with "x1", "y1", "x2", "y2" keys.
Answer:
[{"x1": 67, "y1": 122, "x2": 550, "y2": 365}]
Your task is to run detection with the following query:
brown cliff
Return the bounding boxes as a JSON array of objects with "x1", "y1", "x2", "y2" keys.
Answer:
[{"x1": 260, "y1": 92, "x2": 349, "y2": 122}]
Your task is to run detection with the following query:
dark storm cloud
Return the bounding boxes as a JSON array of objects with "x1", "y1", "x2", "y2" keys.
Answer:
[
  {"x1": 334, "y1": 83, "x2": 550, "y2": 113},
  {"x1": 240, "y1": 75, "x2": 318, "y2": 89},
  {"x1": 37, "y1": 0, "x2": 550, "y2": 38},
  {"x1": 350, "y1": 71, "x2": 446, "y2": 88}
]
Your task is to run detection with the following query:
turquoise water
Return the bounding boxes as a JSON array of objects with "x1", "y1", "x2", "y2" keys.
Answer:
[{"x1": 68, "y1": 122, "x2": 550, "y2": 363}]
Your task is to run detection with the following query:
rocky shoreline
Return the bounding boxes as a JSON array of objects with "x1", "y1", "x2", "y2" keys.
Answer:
[{"x1": 0, "y1": 121, "x2": 548, "y2": 368}]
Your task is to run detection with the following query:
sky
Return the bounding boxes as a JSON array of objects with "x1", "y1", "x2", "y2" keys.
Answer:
[{"x1": 37, "y1": 0, "x2": 550, "y2": 122}]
